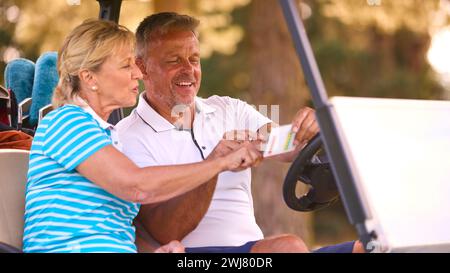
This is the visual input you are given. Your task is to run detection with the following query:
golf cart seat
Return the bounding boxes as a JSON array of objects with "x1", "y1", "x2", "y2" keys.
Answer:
[{"x1": 0, "y1": 149, "x2": 29, "y2": 253}]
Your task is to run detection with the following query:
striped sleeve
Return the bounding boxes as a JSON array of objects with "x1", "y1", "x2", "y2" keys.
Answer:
[{"x1": 42, "y1": 106, "x2": 112, "y2": 171}]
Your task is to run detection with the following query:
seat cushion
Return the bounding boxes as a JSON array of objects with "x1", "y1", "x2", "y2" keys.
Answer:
[{"x1": 0, "y1": 149, "x2": 29, "y2": 249}]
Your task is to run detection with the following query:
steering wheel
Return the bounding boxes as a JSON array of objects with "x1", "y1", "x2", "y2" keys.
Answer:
[{"x1": 283, "y1": 133, "x2": 339, "y2": 212}]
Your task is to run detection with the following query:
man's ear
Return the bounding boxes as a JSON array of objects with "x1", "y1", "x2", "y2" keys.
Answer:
[{"x1": 135, "y1": 57, "x2": 149, "y2": 79}]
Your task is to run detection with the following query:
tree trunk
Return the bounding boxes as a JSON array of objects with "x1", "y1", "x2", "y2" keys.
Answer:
[
  {"x1": 248, "y1": 0, "x2": 313, "y2": 245},
  {"x1": 153, "y1": 0, "x2": 187, "y2": 13}
]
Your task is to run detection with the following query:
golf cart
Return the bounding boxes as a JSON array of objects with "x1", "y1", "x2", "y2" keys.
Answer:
[{"x1": 1, "y1": 0, "x2": 450, "y2": 253}]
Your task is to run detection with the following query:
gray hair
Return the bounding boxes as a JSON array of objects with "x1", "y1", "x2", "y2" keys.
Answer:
[{"x1": 135, "y1": 12, "x2": 200, "y2": 59}]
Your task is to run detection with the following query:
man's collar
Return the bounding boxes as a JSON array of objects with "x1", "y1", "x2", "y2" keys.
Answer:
[
  {"x1": 136, "y1": 93, "x2": 175, "y2": 132},
  {"x1": 136, "y1": 93, "x2": 216, "y2": 132},
  {"x1": 195, "y1": 97, "x2": 216, "y2": 114}
]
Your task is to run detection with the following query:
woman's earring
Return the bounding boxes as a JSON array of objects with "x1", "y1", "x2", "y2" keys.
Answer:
[{"x1": 91, "y1": 85, "x2": 98, "y2": 91}]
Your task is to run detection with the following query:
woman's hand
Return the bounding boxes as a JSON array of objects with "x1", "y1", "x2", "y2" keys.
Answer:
[
  {"x1": 206, "y1": 130, "x2": 264, "y2": 172},
  {"x1": 220, "y1": 141, "x2": 263, "y2": 172}
]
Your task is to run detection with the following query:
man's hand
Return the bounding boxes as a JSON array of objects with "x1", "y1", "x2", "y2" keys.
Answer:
[
  {"x1": 259, "y1": 108, "x2": 319, "y2": 162},
  {"x1": 154, "y1": 240, "x2": 185, "y2": 253},
  {"x1": 291, "y1": 107, "x2": 320, "y2": 147}
]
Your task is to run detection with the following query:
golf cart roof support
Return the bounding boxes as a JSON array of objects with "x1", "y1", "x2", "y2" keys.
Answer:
[
  {"x1": 96, "y1": 0, "x2": 124, "y2": 125},
  {"x1": 278, "y1": 0, "x2": 375, "y2": 247},
  {"x1": 97, "y1": 0, "x2": 122, "y2": 23}
]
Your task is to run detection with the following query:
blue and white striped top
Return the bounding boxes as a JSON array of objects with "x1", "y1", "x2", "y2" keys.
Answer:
[{"x1": 23, "y1": 104, "x2": 140, "y2": 253}]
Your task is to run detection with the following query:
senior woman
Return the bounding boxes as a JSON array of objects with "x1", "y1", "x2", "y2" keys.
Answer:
[{"x1": 22, "y1": 19, "x2": 261, "y2": 253}]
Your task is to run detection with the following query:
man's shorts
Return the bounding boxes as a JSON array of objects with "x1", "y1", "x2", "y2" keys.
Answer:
[
  {"x1": 185, "y1": 240, "x2": 355, "y2": 253},
  {"x1": 185, "y1": 241, "x2": 258, "y2": 253}
]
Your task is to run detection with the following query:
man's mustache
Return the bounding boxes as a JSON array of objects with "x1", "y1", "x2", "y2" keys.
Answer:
[{"x1": 173, "y1": 74, "x2": 196, "y2": 83}]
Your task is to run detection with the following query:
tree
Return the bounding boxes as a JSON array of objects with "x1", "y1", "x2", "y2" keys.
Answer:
[{"x1": 247, "y1": 0, "x2": 313, "y2": 244}]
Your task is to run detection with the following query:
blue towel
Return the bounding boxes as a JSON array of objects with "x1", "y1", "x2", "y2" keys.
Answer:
[
  {"x1": 4, "y1": 58, "x2": 35, "y2": 126},
  {"x1": 30, "y1": 52, "x2": 59, "y2": 126}
]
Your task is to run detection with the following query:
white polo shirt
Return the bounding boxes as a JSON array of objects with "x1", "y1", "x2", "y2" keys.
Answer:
[{"x1": 117, "y1": 93, "x2": 272, "y2": 247}]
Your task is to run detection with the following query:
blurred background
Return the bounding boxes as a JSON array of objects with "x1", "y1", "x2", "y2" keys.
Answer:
[{"x1": 1, "y1": 0, "x2": 449, "y2": 249}]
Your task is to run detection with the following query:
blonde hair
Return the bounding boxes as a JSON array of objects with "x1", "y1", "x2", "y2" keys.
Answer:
[{"x1": 52, "y1": 19, "x2": 135, "y2": 108}]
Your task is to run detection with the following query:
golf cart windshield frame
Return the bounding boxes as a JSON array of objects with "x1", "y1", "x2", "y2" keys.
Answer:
[{"x1": 279, "y1": 0, "x2": 375, "y2": 247}]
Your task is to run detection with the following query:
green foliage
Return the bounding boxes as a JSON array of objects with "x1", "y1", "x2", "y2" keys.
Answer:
[
  {"x1": 310, "y1": 22, "x2": 443, "y2": 100},
  {"x1": 2, "y1": 1, "x2": 443, "y2": 101},
  {"x1": 202, "y1": 0, "x2": 444, "y2": 102},
  {"x1": 199, "y1": 2, "x2": 251, "y2": 99}
]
